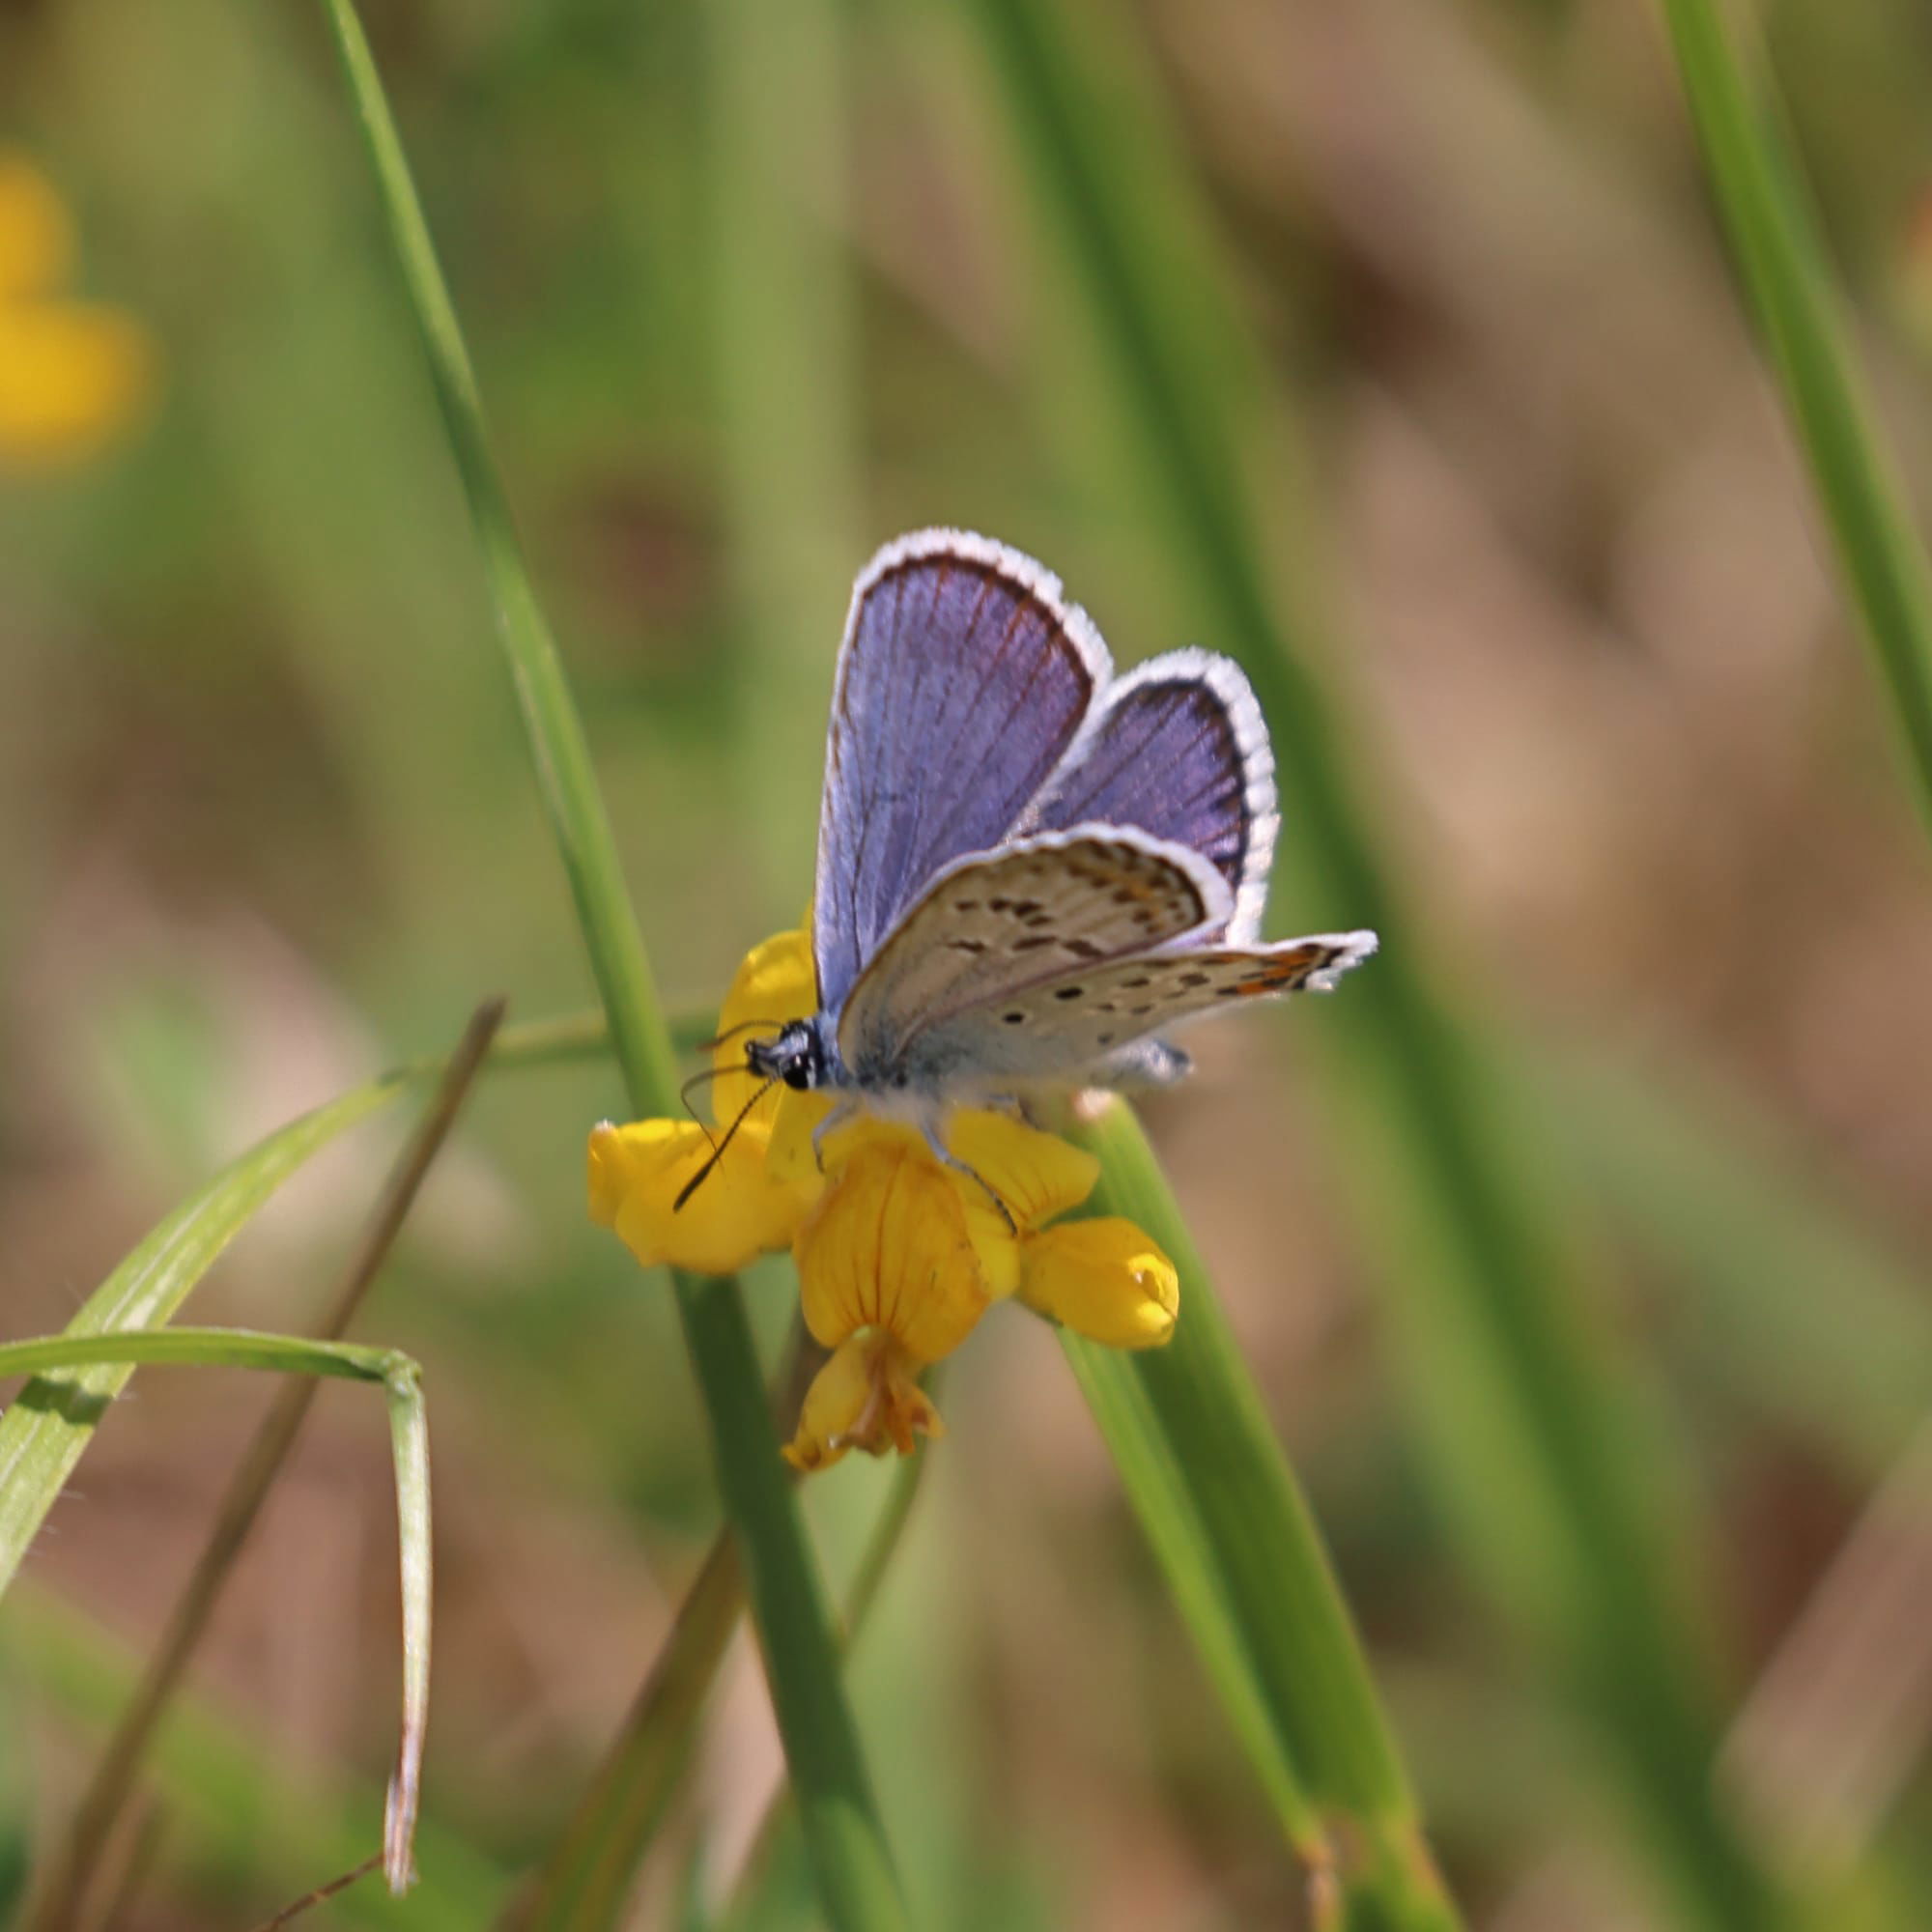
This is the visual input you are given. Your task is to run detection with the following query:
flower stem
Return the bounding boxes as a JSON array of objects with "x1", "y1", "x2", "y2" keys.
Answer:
[{"x1": 1070, "y1": 1103, "x2": 1459, "y2": 1931}]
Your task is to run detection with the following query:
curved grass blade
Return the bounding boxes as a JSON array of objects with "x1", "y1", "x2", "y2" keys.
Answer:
[
  {"x1": 0, "y1": 1330, "x2": 430, "y2": 1891},
  {"x1": 310, "y1": 8, "x2": 905, "y2": 1924},
  {"x1": 0, "y1": 1081, "x2": 402, "y2": 1604},
  {"x1": 956, "y1": 2, "x2": 1785, "y2": 1922},
  {"x1": 0, "y1": 1008, "x2": 605, "y2": 1612},
  {"x1": 32, "y1": 999, "x2": 502, "y2": 1932},
  {"x1": 1657, "y1": 0, "x2": 1932, "y2": 837},
  {"x1": 1070, "y1": 1103, "x2": 1456, "y2": 1930},
  {"x1": 10, "y1": 1578, "x2": 509, "y2": 1930}
]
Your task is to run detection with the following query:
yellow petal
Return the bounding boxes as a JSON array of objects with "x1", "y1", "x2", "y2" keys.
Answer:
[
  {"x1": 945, "y1": 1109, "x2": 1100, "y2": 1232},
  {"x1": 711, "y1": 929, "x2": 818, "y2": 1125},
  {"x1": 1019, "y1": 1217, "x2": 1179, "y2": 1349},
  {"x1": 782, "y1": 1330, "x2": 944, "y2": 1474},
  {"x1": 0, "y1": 156, "x2": 73, "y2": 301},
  {"x1": 0, "y1": 303, "x2": 152, "y2": 467},
  {"x1": 792, "y1": 1138, "x2": 998, "y2": 1359},
  {"x1": 586, "y1": 1118, "x2": 811, "y2": 1274},
  {"x1": 773, "y1": 1109, "x2": 1059, "y2": 1300}
]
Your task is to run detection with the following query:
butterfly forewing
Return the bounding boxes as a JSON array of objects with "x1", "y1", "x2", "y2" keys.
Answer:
[
  {"x1": 1023, "y1": 651, "x2": 1279, "y2": 943},
  {"x1": 813, "y1": 531, "x2": 1111, "y2": 1016},
  {"x1": 835, "y1": 828, "x2": 1231, "y2": 1082},
  {"x1": 894, "y1": 931, "x2": 1379, "y2": 1089}
]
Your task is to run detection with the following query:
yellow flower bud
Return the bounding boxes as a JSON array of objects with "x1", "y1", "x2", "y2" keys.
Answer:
[{"x1": 1019, "y1": 1217, "x2": 1179, "y2": 1349}]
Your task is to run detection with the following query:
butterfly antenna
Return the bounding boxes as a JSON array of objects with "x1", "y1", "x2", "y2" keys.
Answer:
[
  {"x1": 674, "y1": 1076, "x2": 779, "y2": 1211},
  {"x1": 679, "y1": 1065, "x2": 728, "y2": 1146}
]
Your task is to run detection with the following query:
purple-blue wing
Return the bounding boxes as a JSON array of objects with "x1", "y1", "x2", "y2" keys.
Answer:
[
  {"x1": 813, "y1": 531, "x2": 1111, "y2": 1016},
  {"x1": 1020, "y1": 650, "x2": 1278, "y2": 943}
]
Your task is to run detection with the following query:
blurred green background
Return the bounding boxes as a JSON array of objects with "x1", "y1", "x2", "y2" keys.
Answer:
[{"x1": 5, "y1": 0, "x2": 1932, "y2": 1925}]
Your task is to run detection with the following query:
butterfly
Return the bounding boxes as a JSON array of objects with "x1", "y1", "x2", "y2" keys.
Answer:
[{"x1": 732, "y1": 529, "x2": 1377, "y2": 1190}]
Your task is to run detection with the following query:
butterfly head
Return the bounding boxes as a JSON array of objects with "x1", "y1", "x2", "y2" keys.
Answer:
[{"x1": 745, "y1": 1018, "x2": 829, "y2": 1093}]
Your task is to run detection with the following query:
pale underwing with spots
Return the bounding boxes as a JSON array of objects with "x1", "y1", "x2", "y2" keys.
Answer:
[{"x1": 741, "y1": 528, "x2": 1378, "y2": 1167}]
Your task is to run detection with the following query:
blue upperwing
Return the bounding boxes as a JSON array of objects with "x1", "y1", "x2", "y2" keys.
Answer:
[
  {"x1": 1019, "y1": 649, "x2": 1279, "y2": 943},
  {"x1": 812, "y1": 531, "x2": 1111, "y2": 1016}
]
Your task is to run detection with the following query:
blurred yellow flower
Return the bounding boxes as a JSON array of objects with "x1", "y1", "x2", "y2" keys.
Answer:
[
  {"x1": 588, "y1": 927, "x2": 1179, "y2": 1471},
  {"x1": 0, "y1": 154, "x2": 154, "y2": 469}
]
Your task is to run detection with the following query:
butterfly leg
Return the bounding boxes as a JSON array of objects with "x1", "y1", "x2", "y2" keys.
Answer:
[
  {"x1": 916, "y1": 1118, "x2": 1017, "y2": 1235},
  {"x1": 810, "y1": 1098, "x2": 863, "y2": 1172}
]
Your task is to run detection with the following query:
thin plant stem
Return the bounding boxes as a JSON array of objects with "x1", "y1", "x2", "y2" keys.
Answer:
[
  {"x1": 250, "y1": 1852, "x2": 384, "y2": 1932},
  {"x1": 310, "y1": 5, "x2": 905, "y2": 1924},
  {"x1": 85, "y1": 1800, "x2": 165, "y2": 1932},
  {"x1": 503, "y1": 1327, "x2": 821, "y2": 1932}
]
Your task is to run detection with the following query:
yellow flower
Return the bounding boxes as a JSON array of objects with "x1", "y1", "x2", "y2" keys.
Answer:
[
  {"x1": 0, "y1": 154, "x2": 154, "y2": 469},
  {"x1": 589, "y1": 927, "x2": 1181, "y2": 1470}
]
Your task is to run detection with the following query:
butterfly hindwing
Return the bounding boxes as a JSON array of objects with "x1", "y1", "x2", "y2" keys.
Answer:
[
  {"x1": 894, "y1": 931, "x2": 1379, "y2": 1089},
  {"x1": 1022, "y1": 650, "x2": 1278, "y2": 942},
  {"x1": 812, "y1": 531, "x2": 1112, "y2": 1017},
  {"x1": 834, "y1": 827, "x2": 1232, "y2": 1082}
]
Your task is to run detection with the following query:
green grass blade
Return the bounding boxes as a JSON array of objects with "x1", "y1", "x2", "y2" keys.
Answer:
[
  {"x1": 0, "y1": 1329, "x2": 413, "y2": 1382},
  {"x1": 311, "y1": 9, "x2": 904, "y2": 1924},
  {"x1": 1658, "y1": 0, "x2": 1932, "y2": 835},
  {"x1": 957, "y1": 2, "x2": 1785, "y2": 1924},
  {"x1": 1070, "y1": 1106, "x2": 1456, "y2": 1929},
  {"x1": 0, "y1": 1329, "x2": 430, "y2": 1891}
]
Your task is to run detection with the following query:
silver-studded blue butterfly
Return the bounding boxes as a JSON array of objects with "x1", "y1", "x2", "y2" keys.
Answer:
[{"x1": 740, "y1": 530, "x2": 1377, "y2": 1173}]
